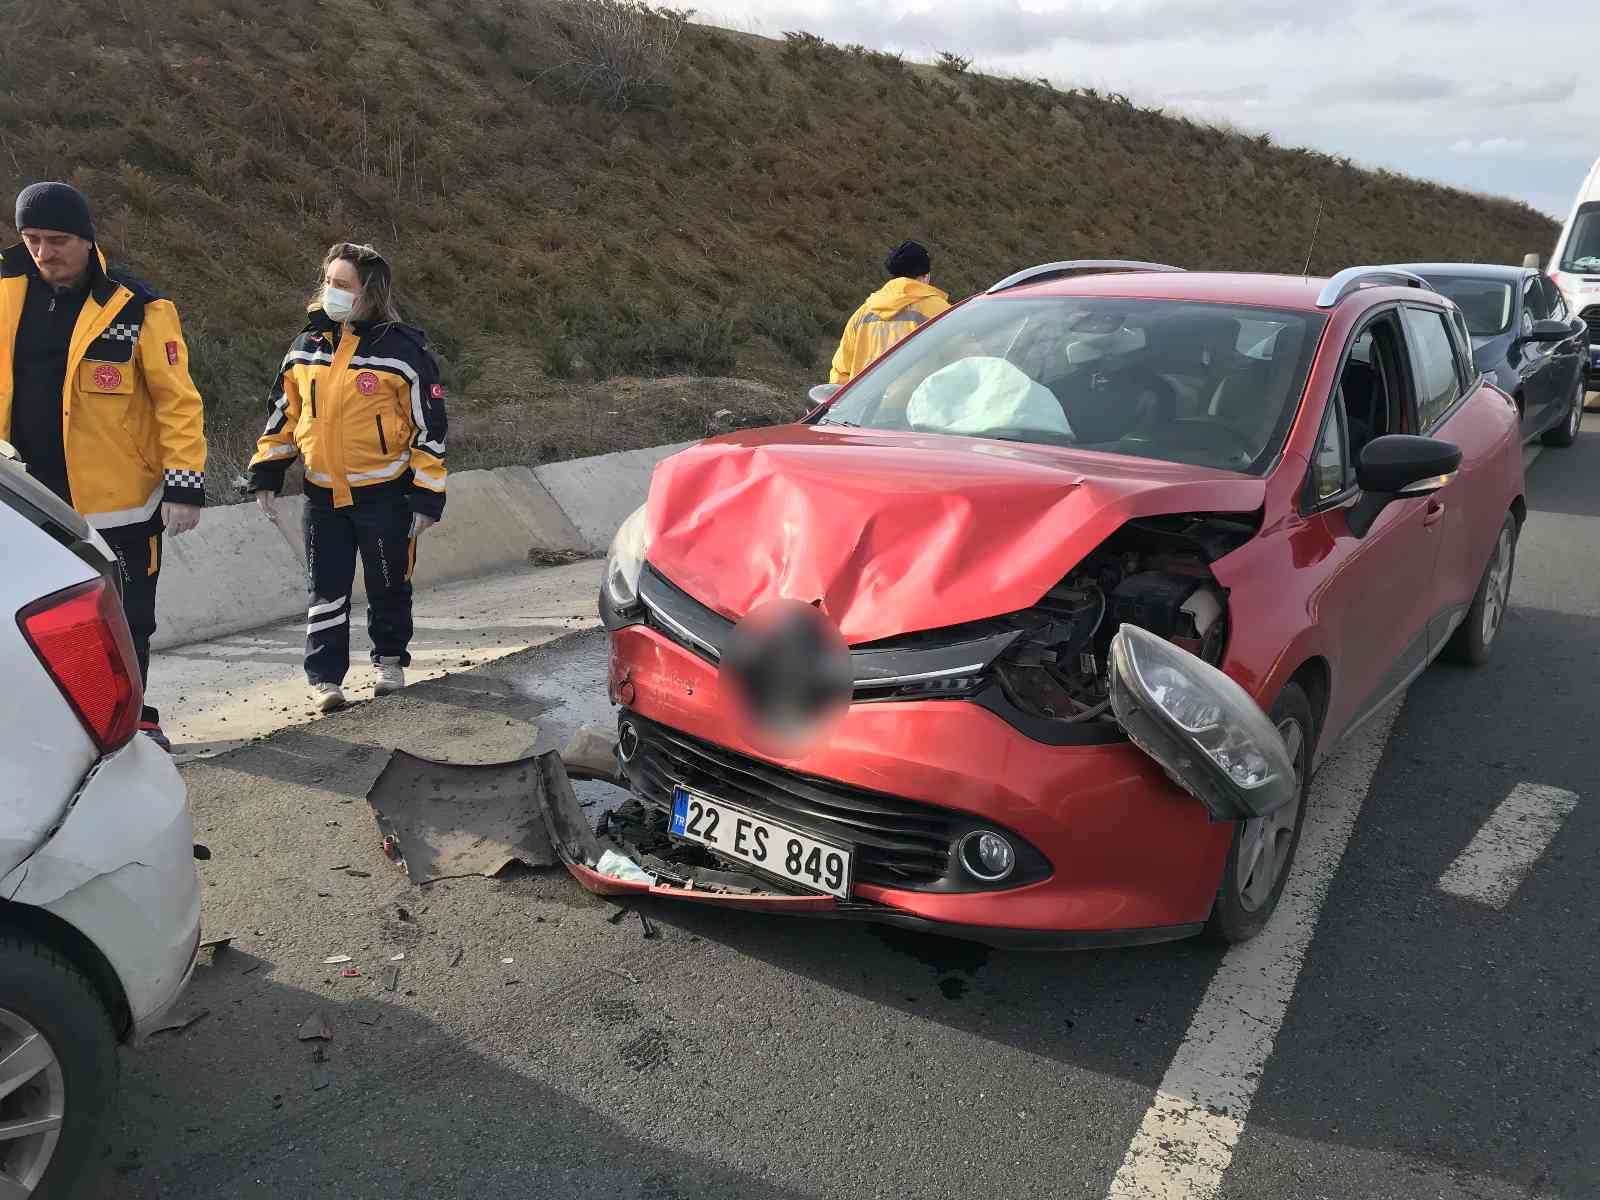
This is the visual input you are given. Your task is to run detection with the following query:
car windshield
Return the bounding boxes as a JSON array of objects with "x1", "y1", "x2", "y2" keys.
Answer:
[
  {"x1": 817, "y1": 296, "x2": 1325, "y2": 473},
  {"x1": 1420, "y1": 275, "x2": 1513, "y2": 335},
  {"x1": 1561, "y1": 206, "x2": 1600, "y2": 274}
]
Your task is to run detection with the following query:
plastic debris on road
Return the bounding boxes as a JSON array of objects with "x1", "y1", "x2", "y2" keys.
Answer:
[
  {"x1": 297, "y1": 1012, "x2": 334, "y2": 1041},
  {"x1": 596, "y1": 849, "x2": 655, "y2": 885}
]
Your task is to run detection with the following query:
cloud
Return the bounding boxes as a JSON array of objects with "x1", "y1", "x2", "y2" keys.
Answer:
[
  {"x1": 1451, "y1": 137, "x2": 1531, "y2": 156},
  {"x1": 1503, "y1": 74, "x2": 1578, "y2": 106}
]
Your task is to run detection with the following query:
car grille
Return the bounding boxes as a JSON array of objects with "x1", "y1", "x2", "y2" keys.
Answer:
[
  {"x1": 622, "y1": 716, "x2": 960, "y2": 887},
  {"x1": 1581, "y1": 305, "x2": 1600, "y2": 346}
]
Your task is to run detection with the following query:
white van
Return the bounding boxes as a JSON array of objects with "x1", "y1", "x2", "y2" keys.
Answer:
[{"x1": 1548, "y1": 153, "x2": 1600, "y2": 380}]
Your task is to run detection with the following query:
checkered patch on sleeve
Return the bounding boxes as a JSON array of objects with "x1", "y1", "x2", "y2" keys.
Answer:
[
  {"x1": 164, "y1": 468, "x2": 205, "y2": 490},
  {"x1": 102, "y1": 322, "x2": 143, "y2": 342}
]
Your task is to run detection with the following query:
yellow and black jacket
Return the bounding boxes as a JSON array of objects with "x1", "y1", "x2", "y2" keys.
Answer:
[
  {"x1": 248, "y1": 312, "x2": 447, "y2": 518},
  {"x1": 829, "y1": 278, "x2": 951, "y2": 385},
  {"x1": 0, "y1": 244, "x2": 208, "y2": 528}
]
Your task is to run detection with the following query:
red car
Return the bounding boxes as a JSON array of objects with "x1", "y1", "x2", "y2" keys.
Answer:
[{"x1": 582, "y1": 262, "x2": 1526, "y2": 946}]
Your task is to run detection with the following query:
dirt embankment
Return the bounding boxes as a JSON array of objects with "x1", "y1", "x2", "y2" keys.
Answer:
[{"x1": 0, "y1": 0, "x2": 1557, "y2": 501}]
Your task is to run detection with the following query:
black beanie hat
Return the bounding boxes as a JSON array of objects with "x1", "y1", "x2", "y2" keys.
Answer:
[
  {"x1": 884, "y1": 239, "x2": 931, "y2": 279},
  {"x1": 15, "y1": 182, "x2": 95, "y2": 242}
]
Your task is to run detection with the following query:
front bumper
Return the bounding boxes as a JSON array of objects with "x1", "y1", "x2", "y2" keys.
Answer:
[
  {"x1": 3, "y1": 735, "x2": 201, "y2": 1039},
  {"x1": 606, "y1": 625, "x2": 1232, "y2": 939}
]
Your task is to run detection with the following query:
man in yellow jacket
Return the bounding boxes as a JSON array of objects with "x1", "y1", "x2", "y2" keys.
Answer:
[
  {"x1": 1, "y1": 182, "x2": 207, "y2": 750},
  {"x1": 829, "y1": 240, "x2": 951, "y2": 385}
]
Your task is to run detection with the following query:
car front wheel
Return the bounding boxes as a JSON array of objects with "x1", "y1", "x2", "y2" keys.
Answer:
[
  {"x1": 1444, "y1": 513, "x2": 1518, "y2": 666},
  {"x1": 1204, "y1": 681, "x2": 1314, "y2": 943},
  {"x1": 1542, "y1": 372, "x2": 1585, "y2": 447},
  {"x1": 0, "y1": 934, "x2": 118, "y2": 1199}
]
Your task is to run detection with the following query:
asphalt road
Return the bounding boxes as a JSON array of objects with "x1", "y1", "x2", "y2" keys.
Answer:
[{"x1": 104, "y1": 418, "x2": 1599, "y2": 1199}]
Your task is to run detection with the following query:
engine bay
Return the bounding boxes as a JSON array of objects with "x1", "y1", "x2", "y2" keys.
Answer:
[{"x1": 990, "y1": 513, "x2": 1254, "y2": 727}]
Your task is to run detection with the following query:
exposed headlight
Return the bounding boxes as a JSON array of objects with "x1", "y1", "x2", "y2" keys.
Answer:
[
  {"x1": 602, "y1": 504, "x2": 651, "y2": 610},
  {"x1": 1108, "y1": 624, "x2": 1296, "y2": 821}
]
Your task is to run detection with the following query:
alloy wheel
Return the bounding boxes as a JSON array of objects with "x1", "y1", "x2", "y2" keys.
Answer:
[
  {"x1": 1236, "y1": 716, "x2": 1306, "y2": 913},
  {"x1": 1567, "y1": 376, "x2": 1584, "y2": 439},
  {"x1": 0, "y1": 1007, "x2": 65, "y2": 1195},
  {"x1": 1481, "y1": 526, "x2": 1514, "y2": 647}
]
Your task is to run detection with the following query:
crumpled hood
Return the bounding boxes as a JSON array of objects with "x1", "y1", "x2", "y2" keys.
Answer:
[
  {"x1": 861, "y1": 277, "x2": 948, "y2": 319},
  {"x1": 644, "y1": 426, "x2": 1266, "y2": 644}
]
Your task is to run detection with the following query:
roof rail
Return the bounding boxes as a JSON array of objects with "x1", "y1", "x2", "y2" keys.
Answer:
[
  {"x1": 1315, "y1": 266, "x2": 1435, "y2": 309},
  {"x1": 986, "y1": 259, "x2": 1186, "y2": 294}
]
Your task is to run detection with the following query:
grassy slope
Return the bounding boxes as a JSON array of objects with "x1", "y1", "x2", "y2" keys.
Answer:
[{"x1": 0, "y1": 0, "x2": 1558, "y2": 501}]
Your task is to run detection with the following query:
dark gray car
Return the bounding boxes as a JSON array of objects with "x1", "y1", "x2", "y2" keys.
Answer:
[{"x1": 1394, "y1": 262, "x2": 1589, "y2": 447}]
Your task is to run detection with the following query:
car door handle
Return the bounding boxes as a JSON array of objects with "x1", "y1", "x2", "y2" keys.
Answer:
[{"x1": 1423, "y1": 500, "x2": 1446, "y2": 526}]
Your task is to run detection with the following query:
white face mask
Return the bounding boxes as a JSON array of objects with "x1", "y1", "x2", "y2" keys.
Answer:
[{"x1": 323, "y1": 285, "x2": 358, "y2": 322}]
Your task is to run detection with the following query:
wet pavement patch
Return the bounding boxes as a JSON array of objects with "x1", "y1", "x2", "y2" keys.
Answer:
[{"x1": 869, "y1": 924, "x2": 992, "y2": 978}]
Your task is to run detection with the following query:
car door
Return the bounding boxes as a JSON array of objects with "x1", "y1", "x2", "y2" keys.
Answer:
[
  {"x1": 1400, "y1": 303, "x2": 1500, "y2": 652},
  {"x1": 1305, "y1": 312, "x2": 1442, "y2": 732},
  {"x1": 1539, "y1": 275, "x2": 1585, "y2": 413},
  {"x1": 1516, "y1": 273, "x2": 1557, "y2": 432}
]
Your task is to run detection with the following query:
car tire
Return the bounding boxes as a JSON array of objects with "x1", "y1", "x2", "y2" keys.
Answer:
[
  {"x1": 1204, "y1": 681, "x2": 1315, "y2": 944},
  {"x1": 1541, "y1": 373, "x2": 1585, "y2": 447},
  {"x1": 1444, "y1": 513, "x2": 1518, "y2": 666},
  {"x1": 0, "y1": 933, "x2": 118, "y2": 1200}
]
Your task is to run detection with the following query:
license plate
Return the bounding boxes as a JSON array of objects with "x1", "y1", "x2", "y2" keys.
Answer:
[{"x1": 670, "y1": 786, "x2": 853, "y2": 899}]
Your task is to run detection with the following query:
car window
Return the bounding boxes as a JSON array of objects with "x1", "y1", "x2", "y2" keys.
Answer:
[
  {"x1": 1540, "y1": 276, "x2": 1568, "y2": 322},
  {"x1": 1422, "y1": 274, "x2": 1513, "y2": 335},
  {"x1": 1559, "y1": 205, "x2": 1600, "y2": 273},
  {"x1": 1312, "y1": 395, "x2": 1349, "y2": 502},
  {"x1": 1524, "y1": 275, "x2": 1552, "y2": 325},
  {"x1": 1445, "y1": 307, "x2": 1475, "y2": 391},
  {"x1": 821, "y1": 297, "x2": 1327, "y2": 474},
  {"x1": 1400, "y1": 307, "x2": 1461, "y2": 431}
]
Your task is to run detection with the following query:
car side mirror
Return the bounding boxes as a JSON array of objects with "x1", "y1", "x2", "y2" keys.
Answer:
[
  {"x1": 1524, "y1": 319, "x2": 1573, "y2": 344},
  {"x1": 1347, "y1": 434, "x2": 1462, "y2": 537},
  {"x1": 808, "y1": 383, "x2": 842, "y2": 410}
]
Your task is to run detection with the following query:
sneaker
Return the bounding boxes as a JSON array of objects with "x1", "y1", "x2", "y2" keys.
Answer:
[
  {"x1": 138, "y1": 706, "x2": 173, "y2": 753},
  {"x1": 312, "y1": 682, "x2": 346, "y2": 713},
  {"x1": 373, "y1": 659, "x2": 405, "y2": 697}
]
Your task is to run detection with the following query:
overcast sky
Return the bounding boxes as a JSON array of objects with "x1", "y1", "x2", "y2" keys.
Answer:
[{"x1": 697, "y1": 0, "x2": 1597, "y2": 222}]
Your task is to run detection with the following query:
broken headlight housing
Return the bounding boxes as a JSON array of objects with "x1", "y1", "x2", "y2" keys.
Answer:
[
  {"x1": 602, "y1": 504, "x2": 651, "y2": 611},
  {"x1": 1108, "y1": 624, "x2": 1296, "y2": 821}
]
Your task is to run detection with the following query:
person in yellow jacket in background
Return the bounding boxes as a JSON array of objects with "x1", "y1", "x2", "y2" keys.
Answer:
[
  {"x1": 829, "y1": 240, "x2": 951, "y2": 385},
  {"x1": 1, "y1": 182, "x2": 207, "y2": 752},
  {"x1": 248, "y1": 243, "x2": 447, "y2": 713}
]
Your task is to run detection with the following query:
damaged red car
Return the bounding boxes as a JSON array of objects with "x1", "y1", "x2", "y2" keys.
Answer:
[{"x1": 583, "y1": 261, "x2": 1526, "y2": 946}]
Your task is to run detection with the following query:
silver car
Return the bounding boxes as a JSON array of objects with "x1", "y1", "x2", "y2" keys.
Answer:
[{"x1": 0, "y1": 446, "x2": 202, "y2": 1197}]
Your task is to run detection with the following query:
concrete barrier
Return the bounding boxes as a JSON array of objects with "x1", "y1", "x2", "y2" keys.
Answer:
[
  {"x1": 152, "y1": 442, "x2": 687, "y2": 649},
  {"x1": 150, "y1": 495, "x2": 308, "y2": 650},
  {"x1": 535, "y1": 441, "x2": 695, "y2": 552}
]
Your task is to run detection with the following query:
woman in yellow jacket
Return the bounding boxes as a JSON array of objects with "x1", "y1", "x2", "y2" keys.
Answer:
[{"x1": 248, "y1": 243, "x2": 447, "y2": 712}]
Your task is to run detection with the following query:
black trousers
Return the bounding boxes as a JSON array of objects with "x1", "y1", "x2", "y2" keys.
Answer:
[
  {"x1": 304, "y1": 490, "x2": 416, "y2": 686},
  {"x1": 102, "y1": 524, "x2": 161, "y2": 686}
]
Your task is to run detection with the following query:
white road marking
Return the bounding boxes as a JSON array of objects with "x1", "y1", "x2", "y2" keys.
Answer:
[
  {"x1": 1106, "y1": 702, "x2": 1401, "y2": 1200},
  {"x1": 1437, "y1": 782, "x2": 1578, "y2": 909}
]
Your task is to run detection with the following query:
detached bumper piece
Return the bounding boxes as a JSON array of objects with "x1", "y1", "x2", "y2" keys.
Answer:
[{"x1": 364, "y1": 729, "x2": 1198, "y2": 949}]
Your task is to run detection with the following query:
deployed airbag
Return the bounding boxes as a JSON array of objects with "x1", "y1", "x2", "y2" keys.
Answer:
[{"x1": 905, "y1": 356, "x2": 1074, "y2": 437}]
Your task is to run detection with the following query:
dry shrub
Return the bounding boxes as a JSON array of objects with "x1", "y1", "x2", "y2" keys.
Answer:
[{"x1": 528, "y1": 0, "x2": 689, "y2": 112}]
